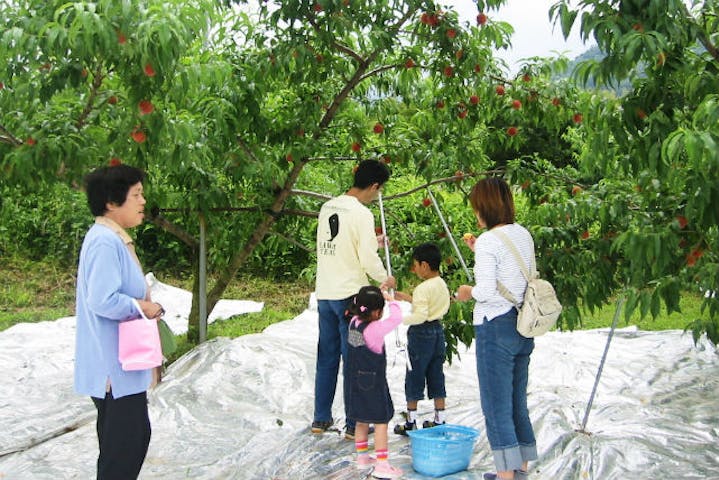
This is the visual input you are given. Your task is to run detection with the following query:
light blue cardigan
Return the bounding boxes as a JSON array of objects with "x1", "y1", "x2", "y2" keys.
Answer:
[{"x1": 74, "y1": 222, "x2": 152, "y2": 399}]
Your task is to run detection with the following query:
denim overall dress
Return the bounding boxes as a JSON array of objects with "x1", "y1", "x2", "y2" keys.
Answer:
[{"x1": 346, "y1": 318, "x2": 394, "y2": 424}]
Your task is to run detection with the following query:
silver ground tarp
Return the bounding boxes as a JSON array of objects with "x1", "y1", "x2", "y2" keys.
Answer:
[{"x1": 1, "y1": 277, "x2": 718, "y2": 479}]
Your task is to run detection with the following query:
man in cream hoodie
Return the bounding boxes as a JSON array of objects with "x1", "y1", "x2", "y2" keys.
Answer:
[{"x1": 312, "y1": 159, "x2": 396, "y2": 440}]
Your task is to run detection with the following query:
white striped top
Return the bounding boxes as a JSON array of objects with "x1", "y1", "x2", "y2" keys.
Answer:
[{"x1": 471, "y1": 223, "x2": 535, "y2": 325}]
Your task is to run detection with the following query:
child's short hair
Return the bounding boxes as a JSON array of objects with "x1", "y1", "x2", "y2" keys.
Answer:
[
  {"x1": 412, "y1": 242, "x2": 442, "y2": 271},
  {"x1": 346, "y1": 285, "x2": 386, "y2": 321}
]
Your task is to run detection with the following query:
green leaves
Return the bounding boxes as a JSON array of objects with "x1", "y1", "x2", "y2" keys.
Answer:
[{"x1": 1, "y1": 0, "x2": 717, "y2": 346}]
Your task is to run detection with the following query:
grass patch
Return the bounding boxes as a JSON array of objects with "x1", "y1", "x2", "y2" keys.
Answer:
[
  {"x1": 574, "y1": 292, "x2": 707, "y2": 331},
  {"x1": 3, "y1": 254, "x2": 709, "y2": 360},
  {"x1": 162, "y1": 273, "x2": 313, "y2": 364},
  {"x1": 0, "y1": 255, "x2": 314, "y2": 365},
  {"x1": 0, "y1": 254, "x2": 76, "y2": 331},
  {"x1": 165, "y1": 271, "x2": 312, "y2": 318}
]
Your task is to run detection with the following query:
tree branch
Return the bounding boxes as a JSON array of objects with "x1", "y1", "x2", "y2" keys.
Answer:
[
  {"x1": 306, "y1": 11, "x2": 364, "y2": 64},
  {"x1": 682, "y1": 2, "x2": 719, "y2": 63},
  {"x1": 305, "y1": 155, "x2": 358, "y2": 162},
  {"x1": 0, "y1": 124, "x2": 22, "y2": 146},
  {"x1": 358, "y1": 63, "x2": 402, "y2": 82},
  {"x1": 315, "y1": 4, "x2": 416, "y2": 133},
  {"x1": 147, "y1": 211, "x2": 199, "y2": 249},
  {"x1": 76, "y1": 66, "x2": 105, "y2": 130},
  {"x1": 207, "y1": 159, "x2": 309, "y2": 312},
  {"x1": 382, "y1": 170, "x2": 503, "y2": 200},
  {"x1": 236, "y1": 134, "x2": 261, "y2": 163},
  {"x1": 268, "y1": 229, "x2": 314, "y2": 251},
  {"x1": 288, "y1": 170, "x2": 503, "y2": 203},
  {"x1": 289, "y1": 189, "x2": 331, "y2": 201}
]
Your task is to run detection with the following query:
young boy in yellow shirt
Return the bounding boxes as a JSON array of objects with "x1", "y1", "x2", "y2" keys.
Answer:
[{"x1": 393, "y1": 243, "x2": 451, "y2": 434}]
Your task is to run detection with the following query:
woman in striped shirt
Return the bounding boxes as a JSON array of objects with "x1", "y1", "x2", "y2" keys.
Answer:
[{"x1": 456, "y1": 177, "x2": 537, "y2": 480}]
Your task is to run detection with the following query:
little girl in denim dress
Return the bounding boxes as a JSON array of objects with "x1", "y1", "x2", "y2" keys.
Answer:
[{"x1": 346, "y1": 285, "x2": 404, "y2": 479}]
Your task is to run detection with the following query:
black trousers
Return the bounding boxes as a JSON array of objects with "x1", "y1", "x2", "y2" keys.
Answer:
[{"x1": 91, "y1": 391, "x2": 151, "y2": 480}]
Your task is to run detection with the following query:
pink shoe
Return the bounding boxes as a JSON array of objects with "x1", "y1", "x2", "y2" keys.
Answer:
[
  {"x1": 372, "y1": 462, "x2": 403, "y2": 479},
  {"x1": 356, "y1": 455, "x2": 376, "y2": 469}
]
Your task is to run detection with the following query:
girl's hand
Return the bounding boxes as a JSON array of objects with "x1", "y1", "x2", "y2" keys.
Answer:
[
  {"x1": 381, "y1": 289, "x2": 395, "y2": 301},
  {"x1": 380, "y1": 275, "x2": 396, "y2": 291}
]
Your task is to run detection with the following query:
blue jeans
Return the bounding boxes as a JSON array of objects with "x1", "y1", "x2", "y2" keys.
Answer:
[
  {"x1": 314, "y1": 298, "x2": 354, "y2": 428},
  {"x1": 405, "y1": 321, "x2": 446, "y2": 401},
  {"x1": 475, "y1": 308, "x2": 537, "y2": 472}
]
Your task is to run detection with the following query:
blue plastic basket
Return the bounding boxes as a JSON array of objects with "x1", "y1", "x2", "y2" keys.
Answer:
[{"x1": 407, "y1": 424, "x2": 480, "y2": 477}]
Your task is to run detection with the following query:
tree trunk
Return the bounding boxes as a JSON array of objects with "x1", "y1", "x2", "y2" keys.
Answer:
[
  {"x1": 187, "y1": 254, "x2": 201, "y2": 343},
  {"x1": 187, "y1": 160, "x2": 309, "y2": 333}
]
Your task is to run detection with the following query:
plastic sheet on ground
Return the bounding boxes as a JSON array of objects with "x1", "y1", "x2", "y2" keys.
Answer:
[
  {"x1": 0, "y1": 274, "x2": 262, "y2": 459},
  {"x1": 1, "y1": 281, "x2": 718, "y2": 480}
]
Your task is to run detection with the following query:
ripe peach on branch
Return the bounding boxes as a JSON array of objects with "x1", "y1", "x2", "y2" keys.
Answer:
[{"x1": 138, "y1": 100, "x2": 154, "y2": 115}]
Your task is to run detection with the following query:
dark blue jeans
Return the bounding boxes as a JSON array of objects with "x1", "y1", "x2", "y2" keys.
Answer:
[
  {"x1": 475, "y1": 308, "x2": 537, "y2": 472},
  {"x1": 314, "y1": 298, "x2": 354, "y2": 428},
  {"x1": 405, "y1": 321, "x2": 446, "y2": 401}
]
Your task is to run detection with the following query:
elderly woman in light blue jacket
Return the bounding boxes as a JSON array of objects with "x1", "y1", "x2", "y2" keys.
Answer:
[
  {"x1": 75, "y1": 164, "x2": 165, "y2": 480},
  {"x1": 456, "y1": 177, "x2": 537, "y2": 480}
]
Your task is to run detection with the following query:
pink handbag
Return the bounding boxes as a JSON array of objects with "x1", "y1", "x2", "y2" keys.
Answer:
[{"x1": 118, "y1": 299, "x2": 162, "y2": 371}]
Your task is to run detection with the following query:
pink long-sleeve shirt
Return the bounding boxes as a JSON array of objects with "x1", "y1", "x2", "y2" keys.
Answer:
[{"x1": 350, "y1": 302, "x2": 403, "y2": 354}]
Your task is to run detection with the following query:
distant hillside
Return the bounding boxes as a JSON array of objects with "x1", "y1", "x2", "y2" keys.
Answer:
[{"x1": 559, "y1": 45, "x2": 633, "y2": 95}]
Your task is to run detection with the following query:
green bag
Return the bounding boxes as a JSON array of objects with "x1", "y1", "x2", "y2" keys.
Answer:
[{"x1": 157, "y1": 319, "x2": 177, "y2": 357}]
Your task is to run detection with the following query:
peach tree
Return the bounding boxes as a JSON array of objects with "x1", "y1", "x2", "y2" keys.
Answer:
[
  {"x1": 542, "y1": 0, "x2": 719, "y2": 342},
  {"x1": 2, "y1": 0, "x2": 716, "y2": 348},
  {"x1": 0, "y1": 0, "x2": 525, "y2": 343}
]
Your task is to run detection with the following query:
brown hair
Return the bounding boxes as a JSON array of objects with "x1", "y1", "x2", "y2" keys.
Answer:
[{"x1": 468, "y1": 177, "x2": 515, "y2": 228}]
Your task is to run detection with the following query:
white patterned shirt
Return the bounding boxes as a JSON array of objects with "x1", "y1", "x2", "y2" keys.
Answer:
[{"x1": 471, "y1": 223, "x2": 534, "y2": 325}]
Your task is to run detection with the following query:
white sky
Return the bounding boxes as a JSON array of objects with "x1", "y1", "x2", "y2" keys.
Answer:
[{"x1": 447, "y1": 0, "x2": 593, "y2": 71}]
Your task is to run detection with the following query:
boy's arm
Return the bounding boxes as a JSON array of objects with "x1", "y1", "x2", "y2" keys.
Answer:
[{"x1": 393, "y1": 291, "x2": 412, "y2": 302}]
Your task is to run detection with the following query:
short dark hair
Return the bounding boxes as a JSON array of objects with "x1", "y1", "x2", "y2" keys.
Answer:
[
  {"x1": 345, "y1": 285, "x2": 386, "y2": 322},
  {"x1": 353, "y1": 160, "x2": 390, "y2": 189},
  {"x1": 468, "y1": 177, "x2": 515, "y2": 228},
  {"x1": 84, "y1": 164, "x2": 145, "y2": 216},
  {"x1": 412, "y1": 242, "x2": 442, "y2": 271}
]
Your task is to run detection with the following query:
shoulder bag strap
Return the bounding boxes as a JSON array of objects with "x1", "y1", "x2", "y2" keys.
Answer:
[{"x1": 493, "y1": 229, "x2": 536, "y2": 306}]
